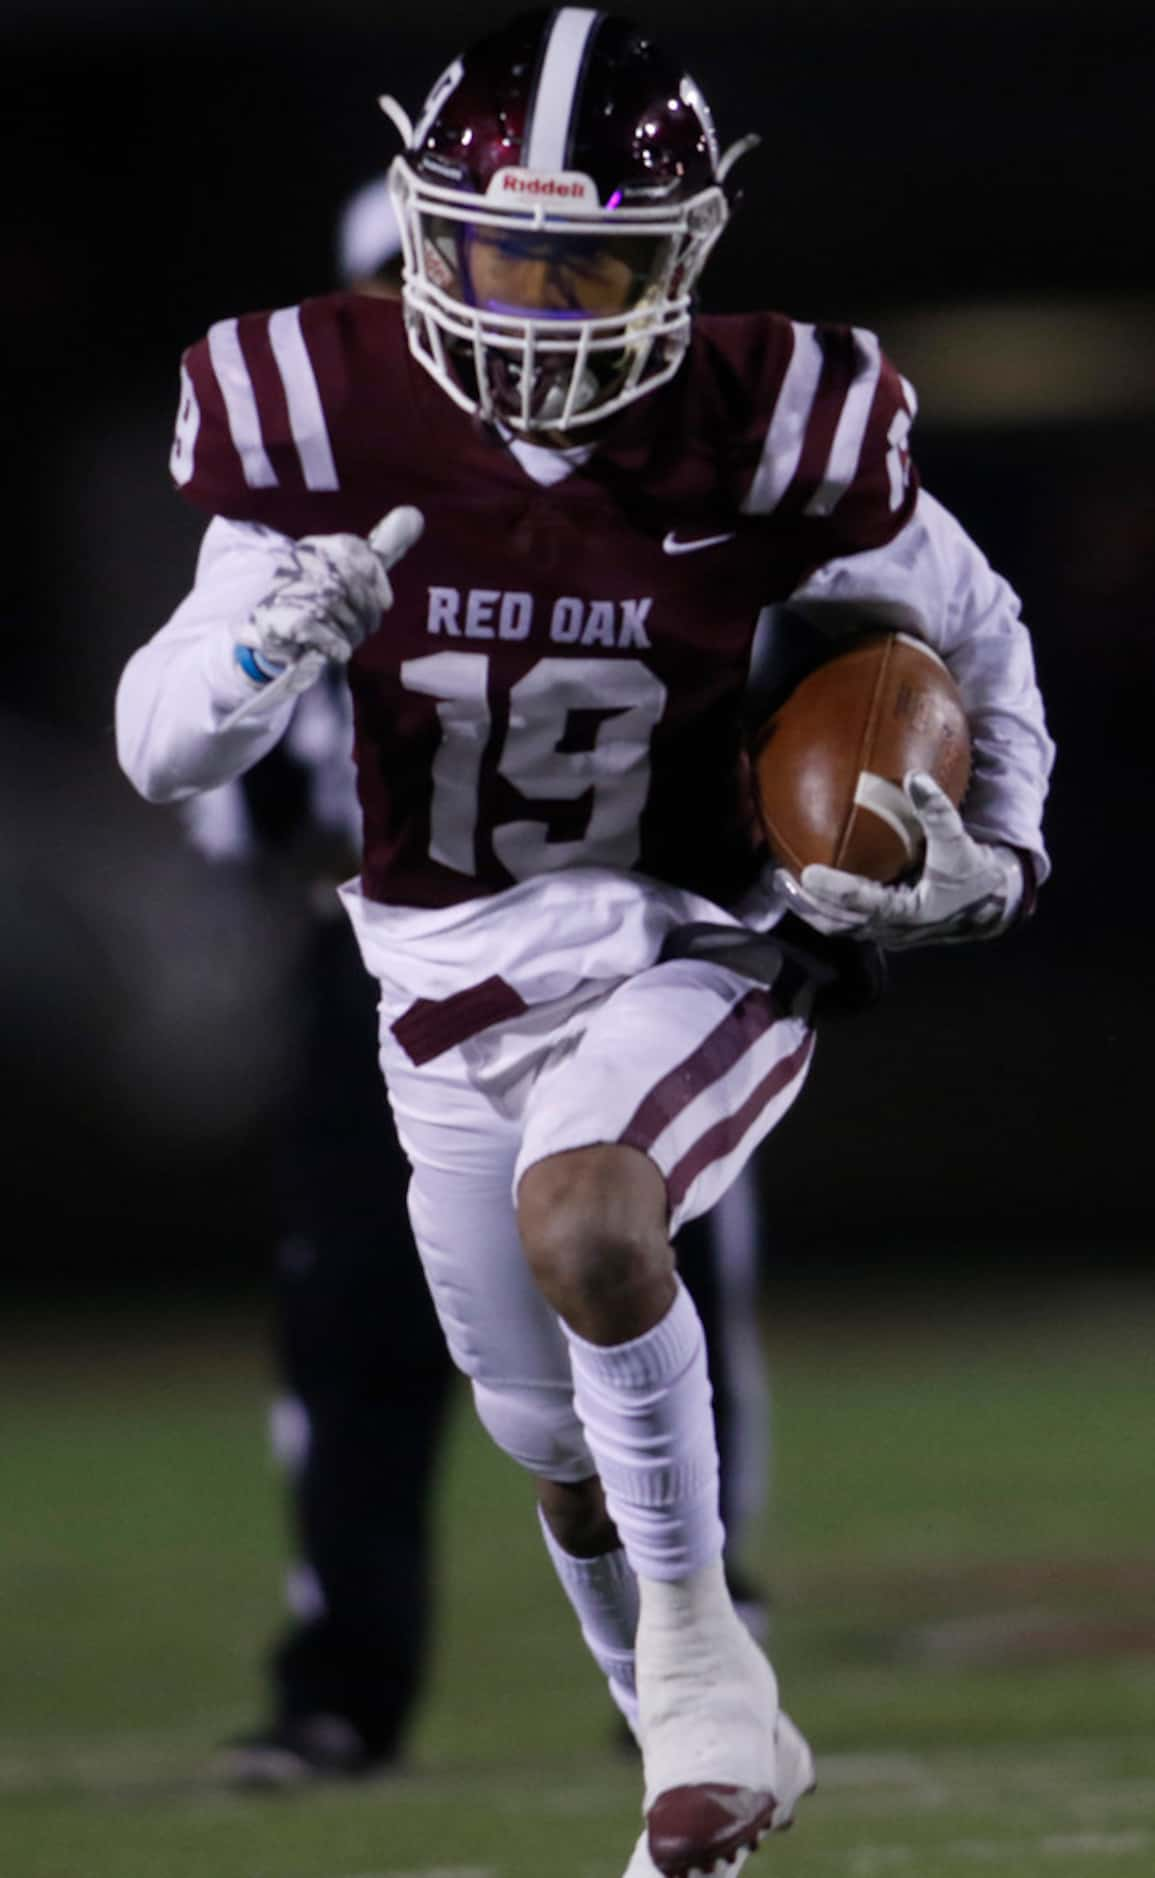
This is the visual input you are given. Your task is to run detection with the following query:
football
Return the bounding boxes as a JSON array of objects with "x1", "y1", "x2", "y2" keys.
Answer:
[{"x1": 752, "y1": 630, "x2": 972, "y2": 883}]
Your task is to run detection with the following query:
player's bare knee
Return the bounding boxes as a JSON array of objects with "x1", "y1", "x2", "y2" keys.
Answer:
[
  {"x1": 517, "y1": 1144, "x2": 675, "y2": 1338},
  {"x1": 536, "y1": 1474, "x2": 620, "y2": 1557}
]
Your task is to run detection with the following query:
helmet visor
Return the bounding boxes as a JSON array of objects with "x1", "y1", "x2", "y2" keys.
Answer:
[
  {"x1": 461, "y1": 226, "x2": 672, "y2": 320},
  {"x1": 422, "y1": 215, "x2": 674, "y2": 323}
]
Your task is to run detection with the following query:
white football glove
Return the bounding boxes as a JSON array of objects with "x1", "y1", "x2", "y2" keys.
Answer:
[
  {"x1": 774, "y1": 770, "x2": 1026, "y2": 949},
  {"x1": 230, "y1": 506, "x2": 425, "y2": 717}
]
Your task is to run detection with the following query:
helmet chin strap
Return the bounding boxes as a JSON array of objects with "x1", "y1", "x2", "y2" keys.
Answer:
[
  {"x1": 377, "y1": 94, "x2": 415, "y2": 147},
  {"x1": 717, "y1": 132, "x2": 761, "y2": 183}
]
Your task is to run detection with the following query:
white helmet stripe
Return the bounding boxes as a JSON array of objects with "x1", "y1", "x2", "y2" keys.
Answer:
[
  {"x1": 524, "y1": 8, "x2": 602, "y2": 173},
  {"x1": 804, "y1": 327, "x2": 883, "y2": 517},
  {"x1": 206, "y1": 319, "x2": 278, "y2": 489},
  {"x1": 268, "y1": 306, "x2": 340, "y2": 492},
  {"x1": 740, "y1": 323, "x2": 823, "y2": 516}
]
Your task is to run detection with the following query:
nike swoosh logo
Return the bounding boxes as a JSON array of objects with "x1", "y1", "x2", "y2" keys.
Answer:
[{"x1": 662, "y1": 529, "x2": 737, "y2": 555}]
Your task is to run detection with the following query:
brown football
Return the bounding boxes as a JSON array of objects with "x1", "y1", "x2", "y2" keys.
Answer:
[{"x1": 752, "y1": 630, "x2": 972, "y2": 883}]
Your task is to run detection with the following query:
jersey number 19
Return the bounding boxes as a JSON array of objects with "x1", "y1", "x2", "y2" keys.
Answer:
[{"x1": 400, "y1": 652, "x2": 668, "y2": 879}]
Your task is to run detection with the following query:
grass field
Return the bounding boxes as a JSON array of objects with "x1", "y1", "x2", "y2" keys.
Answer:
[{"x1": 3, "y1": 1277, "x2": 1153, "y2": 1878}]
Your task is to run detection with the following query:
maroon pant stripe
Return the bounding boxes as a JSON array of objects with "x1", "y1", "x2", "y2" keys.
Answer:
[
  {"x1": 392, "y1": 974, "x2": 528, "y2": 1066},
  {"x1": 665, "y1": 1030, "x2": 815, "y2": 1211},
  {"x1": 619, "y1": 988, "x2": 781, "y2": 1156}
]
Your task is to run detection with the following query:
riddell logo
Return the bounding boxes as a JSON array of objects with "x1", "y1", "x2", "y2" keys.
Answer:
[{"x1": 486, "y1": 168, "x2": 599, "y2": 205}]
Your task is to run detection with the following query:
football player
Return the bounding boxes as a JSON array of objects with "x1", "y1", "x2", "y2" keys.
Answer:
[
  {"x1": 116, "y1": 11, "x2": 1054, "y2": 1874},
  {"x1": 189, "y1": 178, "x2": 775, "y2": 1788}
]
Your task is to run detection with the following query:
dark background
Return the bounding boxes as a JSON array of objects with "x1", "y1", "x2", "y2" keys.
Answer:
[{"x1": 3, "y1": 0, "x2": 1153, "y2": 1296}]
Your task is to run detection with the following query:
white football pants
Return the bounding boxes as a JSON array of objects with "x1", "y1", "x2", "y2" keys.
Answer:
[{"x1": 379, "y1": 956, "x2": 814, "y2": 1483}]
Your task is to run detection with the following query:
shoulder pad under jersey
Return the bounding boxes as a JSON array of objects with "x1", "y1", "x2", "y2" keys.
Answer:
[
  {"x1": 168, "y1": 292, "x2": 410, "y2": 530},
  {"x1": 734, "y1": 317, "x2": 919, "y2": 555}
]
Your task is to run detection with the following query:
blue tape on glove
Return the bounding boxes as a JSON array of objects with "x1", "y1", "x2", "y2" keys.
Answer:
[{"x1": 235, "y1": 644, "x2": 286, "y2": 686}]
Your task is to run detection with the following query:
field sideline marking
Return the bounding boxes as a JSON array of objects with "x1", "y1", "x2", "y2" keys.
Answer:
[
  {"x1": 336, "y1": 1868, "x2": 494, "y2": 1878},
  {"x1": 3, "y1": 1735, "x2": 1154, "y2": 1815}
]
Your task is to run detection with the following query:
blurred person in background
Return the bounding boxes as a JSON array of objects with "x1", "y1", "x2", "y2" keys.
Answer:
[
  {"x1": 193, "y1": 173, "x2": 774, "y2": 1788},
  {"x1": 183, "y1": 163, "x2": 455, "y2": 1788},
  {"x1": 115, "y1": 11, "x2": 1052, "y2": 1870}
]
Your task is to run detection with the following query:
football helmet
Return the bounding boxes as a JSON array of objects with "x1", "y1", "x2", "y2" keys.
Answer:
[{"x1": 382, "y1": 8, "x2": 754, "y2": 435}]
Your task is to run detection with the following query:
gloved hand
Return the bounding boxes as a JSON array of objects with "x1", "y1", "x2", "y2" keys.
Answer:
[
  {"x1": 232, "y1": 506, "x2": 425, "y2": 706},
  {"x1": 773, "y1": 770, "x2": 1026, "y2": 948}
]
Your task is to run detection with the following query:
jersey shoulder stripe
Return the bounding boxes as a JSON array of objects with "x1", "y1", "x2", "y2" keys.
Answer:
[
  {"x1": 741, "y1": 321, "x2": 882, "y2": 519},
  {"x1": 266, "y1": 305, "x2": 339, "y2": 491},
  {"x1": 778, "y1": 323, "x2": 861, "y2": 517},
  {"x1": 738, "y1": 320, "x2": 823, "y2": 517},
  {"x1": 739, "y1": 317, "x2": 919, "y2": 553},
  {"x1": 206, "y1": 316, "x2": 279, "y2": 489},
  {"x1": 175, "y1": 298, "x2": 351, "y2": 514},
  {"x1": 804, "y1": 326, "x2": 883, "y2": 518}
]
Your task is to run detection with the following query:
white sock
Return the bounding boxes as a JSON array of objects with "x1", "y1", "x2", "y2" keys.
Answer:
[
  {"x1": 638, "y1": 1554, "x2": 742, "y2": 1646},
  {"x1": 563, "y1": 1280, "x2": 726, "y2": 1582},
  {"x1": 537, "y1": 1506, "x2": 641, "y2": 1735}
]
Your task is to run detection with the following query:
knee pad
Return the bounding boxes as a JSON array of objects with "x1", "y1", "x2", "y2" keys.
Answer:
[{"x1": 471, "y1": 1379, "x2": 594, "y2": 1483}]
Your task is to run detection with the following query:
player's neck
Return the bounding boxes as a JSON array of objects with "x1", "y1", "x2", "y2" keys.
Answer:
[{"x1": 490, "y1": 418, "x2": 597, "y2": 456}]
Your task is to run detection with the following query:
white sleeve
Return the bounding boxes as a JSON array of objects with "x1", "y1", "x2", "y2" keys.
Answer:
[
  {"x1": 115, "y1": 516, "x2": 299, "y2": 803},
  {"x1": 786, "y1": 488, "x2": 1055, "y2": 882}
]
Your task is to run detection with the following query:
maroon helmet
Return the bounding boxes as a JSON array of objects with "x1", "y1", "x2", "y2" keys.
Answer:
[{"x1": 382, "y1": 9, "x2": 755, "y2": 434}]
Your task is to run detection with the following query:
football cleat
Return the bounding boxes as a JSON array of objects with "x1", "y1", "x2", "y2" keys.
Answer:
[
  {"x1": 636, "y1": 1586, "x2": 814, "y2": 1878},
  {"x1": 624, "y1": 1821, "x2": 757, "y2": 1878},
  {"x1": 645, "y1": 1712, "x2": 816, "y2": 1876},
  {"x1": 623, "y1": 1823, "x2": 755, "y2": 1878}
]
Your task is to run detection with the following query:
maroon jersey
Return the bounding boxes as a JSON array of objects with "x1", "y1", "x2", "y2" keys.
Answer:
[{"x1": 172, "y1": 293, "x2": 918, "y2": 909}]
